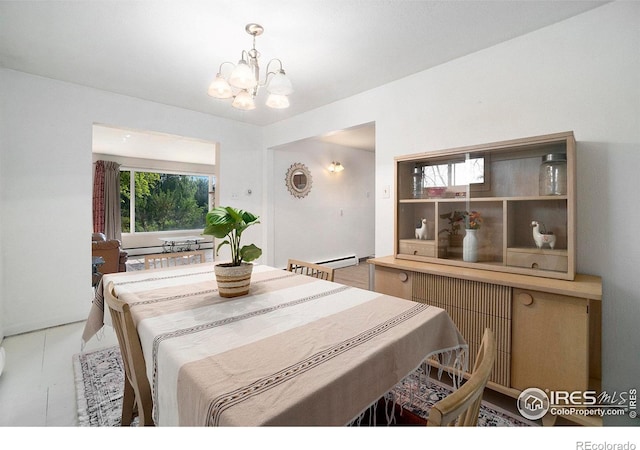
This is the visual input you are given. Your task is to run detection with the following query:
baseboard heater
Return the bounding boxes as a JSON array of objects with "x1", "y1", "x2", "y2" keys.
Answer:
[{"x1": 316, "y1": 255, "x2": 358, "y2": 269}]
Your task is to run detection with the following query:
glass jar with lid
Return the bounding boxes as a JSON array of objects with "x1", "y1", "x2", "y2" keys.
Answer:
[
  {"x1": 539, "y1": 153, "x2": 567, "y2": 196},
  {"x1": 412, "y1": 164, "x2": 424, "y2": 198}
]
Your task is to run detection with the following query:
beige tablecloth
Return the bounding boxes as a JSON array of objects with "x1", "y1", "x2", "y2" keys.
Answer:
[{"x1": 97, "y1": 263, "x2": 467, "y2": 426}]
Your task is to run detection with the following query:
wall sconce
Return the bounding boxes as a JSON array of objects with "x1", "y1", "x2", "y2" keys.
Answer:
[{"x1": 328, "y1": 161, "x2": 344, "y2": 173}]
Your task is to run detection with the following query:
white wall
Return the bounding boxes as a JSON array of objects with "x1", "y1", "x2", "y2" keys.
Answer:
[
  {"x1": 271, "y1": 140, "x2": 375, "y2": 268},
  {"x1": 264, "y1": 2, "x2": 640, "y2": 425},
  {"x1": 0, "y1": 138, "x2": 4, "y2": 344},
  {"x1": 0, "y1": 68, "x2": 262, "y2": 337}
]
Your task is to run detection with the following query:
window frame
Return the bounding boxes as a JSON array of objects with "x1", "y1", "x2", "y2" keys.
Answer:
[
  {"x1": 422, "y1": 153, "x2": 491, "y2": 193},
  {"x1": 120, "y1": 166, "x2": 215, "y2": 235}
]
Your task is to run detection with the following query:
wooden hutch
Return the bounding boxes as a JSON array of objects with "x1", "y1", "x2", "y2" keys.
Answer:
[{"x1": 368, "y1": 131, "x2": 602, "y2": 425}]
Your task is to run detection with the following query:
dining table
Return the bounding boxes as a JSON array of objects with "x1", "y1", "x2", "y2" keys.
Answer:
[{"x1": 83, "y1": 262, "x2": 467, "y2": 426}]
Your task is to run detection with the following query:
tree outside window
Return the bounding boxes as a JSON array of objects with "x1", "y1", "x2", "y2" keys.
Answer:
[{"x1": 120, "y1": 170, "x2": 214, "y2": 233}]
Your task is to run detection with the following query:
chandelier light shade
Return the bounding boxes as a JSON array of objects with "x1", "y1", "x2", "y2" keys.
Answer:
[
  {"x1": 265, "y1": 93, "x2": 290, "y2": 109},
  {"x1": 208, "y1": 23, "x2": 292, "y2": 110},
  {"x1": 207, "y1": 74, "x2": 233, "y2": 98},
  {"x1": 328, "y1": 161, "x2": 344, "y2": 173},
  {"x1": 231, "y1": 90, "x2": 256, "y2": 110},
  {"x1": 267, "y1": 71, "x2": 293, "y2": 95},
  {"x1": 229, "y1": 60, "x2": 257, "y2": 90}
]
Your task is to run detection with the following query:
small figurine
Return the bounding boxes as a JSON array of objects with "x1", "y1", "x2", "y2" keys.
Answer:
[
  {"x1": 531, "y1": 220, "x2": 556, "y2": 249},
  {"x1": 415, "y1": 218, "x2": 429, "y2": 240}
]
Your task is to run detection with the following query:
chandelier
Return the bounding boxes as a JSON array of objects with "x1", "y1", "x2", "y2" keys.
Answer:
[{"x1": 207, "y1": 23, "x2": 293, "y2": 111}]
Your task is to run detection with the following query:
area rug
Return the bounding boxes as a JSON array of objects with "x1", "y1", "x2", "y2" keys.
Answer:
[
  {"x1": 73, "y1": 346, "x2": 535, "y2": 427},
  {"x1": 388, "y1": 369, "x2": 538, "y2": 427},
  {"x1": 73, "y1": 345, "x2": 129, "y2": 426}
]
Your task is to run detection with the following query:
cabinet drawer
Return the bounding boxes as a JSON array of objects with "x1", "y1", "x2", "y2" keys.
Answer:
[
  {"x1": 507, "y1": 248, "x2": 568, "y2": 272},
  {"x1": 399, "y1": 239, "x2": 435, "y2": 258},
  {"x1": 373, "y1": 266, "x2": 412, "y2": 300}
]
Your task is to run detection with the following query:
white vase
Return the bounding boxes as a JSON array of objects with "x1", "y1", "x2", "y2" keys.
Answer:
[{"x1": 463, "y1": 229, "x2": 478, "y2": 262}]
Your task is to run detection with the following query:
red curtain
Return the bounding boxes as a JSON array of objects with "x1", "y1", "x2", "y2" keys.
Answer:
[{"x1": 92, "y1": 160, "x2": 105, "y2": 233}]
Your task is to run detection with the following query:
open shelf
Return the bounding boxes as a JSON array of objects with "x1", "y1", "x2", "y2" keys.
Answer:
[{"x1": 394, "y1": 131, "x2": 576, "y2": 280}]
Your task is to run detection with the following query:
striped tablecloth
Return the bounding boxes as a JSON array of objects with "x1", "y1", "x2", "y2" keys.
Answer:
[{"x1": 98, "y1": 263, "x2": 467, "y2": 426}]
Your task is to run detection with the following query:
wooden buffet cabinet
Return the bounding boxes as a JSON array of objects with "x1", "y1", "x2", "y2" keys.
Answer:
[
  {"x1": 371, "y1": 131, "x2": 603, "y2": 425},
  {"x1": 369, "y1": 256, "x2": 602, "y2": 425}
]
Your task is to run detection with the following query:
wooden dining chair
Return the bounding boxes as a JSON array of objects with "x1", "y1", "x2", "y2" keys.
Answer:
[
  {"x1": 104, "y1": 282, "x2": 154, "y2": 426},
  {"x1": 144, "y1": 250, "x2": 206, "y2": 269},
  {"x1": 286, "y1": 259, "x2": 335, "y2": 282},
  {"x1": 427, "y1": 328, "x2": 496, "y2": 426}
]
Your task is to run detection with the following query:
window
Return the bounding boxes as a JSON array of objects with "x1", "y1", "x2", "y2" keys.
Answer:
[
  {"x1": 423, "y1": 156, "x2": 487, "y2": 189},
  {"x1": 120, "y1": 170, "x2": 215, "y2": 233}
]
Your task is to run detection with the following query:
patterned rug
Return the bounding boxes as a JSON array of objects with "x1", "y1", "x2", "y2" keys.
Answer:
[
  {"x1": 73, "y1": 346, "x2": 130, "y2": 426},
  {"x1": 388, "y1": 369, "x2": 538, "y2": 426},
  {"x1": 73, "y1": 346, "x2": 536, "y2": 427}
]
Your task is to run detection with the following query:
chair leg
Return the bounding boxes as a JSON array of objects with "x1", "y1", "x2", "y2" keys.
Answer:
[
  {"x1": 137, "y1": 395, "x2": 154, "y2": 426},
  {"x1": 120, "y1": 377, "x2": 135, "y2": 426}
]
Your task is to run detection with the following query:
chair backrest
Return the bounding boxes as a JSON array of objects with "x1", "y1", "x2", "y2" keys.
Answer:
[
  {"x1": 144, "y1": 250, "x2": 206, "y2": 269},
  {"x1": 287, "y1": 259, "x2": 335, "y2": 282},
  {"x1": 427, "y1": 328, "x2": 496, "y2": 427},
  {"x1": 92, "y1": 232, "x2": 107, "y2": 242},
  {"x1": 92, "y1": 239, "x2": 122, "y2": 274},
  {"x1": 104, "y1": 282, "x2": 154, "y2": 426}
]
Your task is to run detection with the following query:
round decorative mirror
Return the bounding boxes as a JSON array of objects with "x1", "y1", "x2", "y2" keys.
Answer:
[{"x1": 285, "y1": 163, "x2": 312, "y2": 198}]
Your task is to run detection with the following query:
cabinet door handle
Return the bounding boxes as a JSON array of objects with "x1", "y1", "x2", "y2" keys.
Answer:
[
  {"x1": 398, "y1": 272, "x2": 408, "y2": 282},
  {"x1": 518, "y1": 292, "x2": 534, "y2": 306}
]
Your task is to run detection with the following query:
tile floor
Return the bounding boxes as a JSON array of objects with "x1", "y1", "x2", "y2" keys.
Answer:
[{"x1": 0, "y1": 320, "x2": 118, "y2": 426}]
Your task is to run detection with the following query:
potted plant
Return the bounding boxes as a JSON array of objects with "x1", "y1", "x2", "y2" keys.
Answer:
[
  {"x1": 439, "y1": 210, "x2": 466, "y2": 248},
  {"x1": 202, "y1": 206, "x2": 262, "y2": 298}
]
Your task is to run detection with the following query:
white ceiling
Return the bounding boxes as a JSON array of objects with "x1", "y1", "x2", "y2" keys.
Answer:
[
  {"x1": 0, "y1": 0, "x2": 607, "y2": 129},
  {"x1": 315, "y1": 122, "x2": 376, "y2": 152},
  {"x1": 1, "y1": 1, "x2": 607, "y2": 162},
  {"x1": 92, "y1": 124, "x2": 217, "y2": 165}
]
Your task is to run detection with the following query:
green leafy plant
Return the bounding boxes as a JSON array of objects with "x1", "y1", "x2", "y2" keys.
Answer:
[
  {"x1": 439, "y1": 210, "x2": 483, "y2": 236},
  {"x1": 202, "y1": 206, "x2": 262, "y2": 266},
  {"x1": 439, "y1": 210, "x2": 466, "y2": 236}
]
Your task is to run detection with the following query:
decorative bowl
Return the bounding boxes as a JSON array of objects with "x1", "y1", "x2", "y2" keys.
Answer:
[{"x1": 427, "y1": 187, "x2": 446, "y2": 198}]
